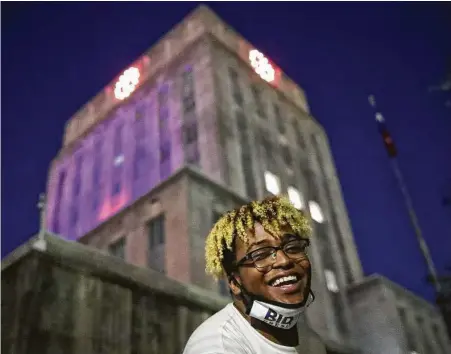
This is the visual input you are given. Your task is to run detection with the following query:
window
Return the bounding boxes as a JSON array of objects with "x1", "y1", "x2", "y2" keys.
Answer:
[
  {"x1": 135, "y1": 105, "x2": 146, "y2": 120},
  {"x1": 73, "y1": 155, "x2": 83, "y2": 197},
  {"x1": 288, "y1": 186, "x2": 304, "y2": 210},
  {"x1": 283, "y1": 145, "x2": 292, "y2": 167},
  {"x1": 113, "y1": 124, "x2": 124, "y2": 157},
  {"x1": 148, "y1": 215, "x2": 165, "y2": 247},
  {"x1": 112, "y1": 124, "x2": 124, "y2": 197},
  {"x1": 294, "y1": 120, "x2": 306, "y2": 149},
  {"x1": 398, "y1": 308, "x2": 416, "y2": 352},
  {"x1": 182, "y1": 67, "x2": 196, "y2": 113},
  {"x1": 264, "y1": 171, "x2": 281, "y2": 195},
  {"x1": 185, "y1": 143, "x2": 200, "y2": 166},
  {"x1": 309, "y1": 200, "x2": 325, "y2": 223},
  {"x1": 182, "y1": 122, "x2": 198, "y2": 145},
  {"x1": 133, "y1": 116, "x2": 147, "y2": 181},
  {"x1": 251, "y1": 84, "x2": 265, "y2": 117},
  {"x1": 274, "y1": 104, "x2": 285, "y2": 134},
  {"x1": 324, "y1": 269, "x2": 339, "y2": 293},
  {"x1": 52, "y1": 169, "x2": 66, "y2": 233},
  {"x1": 92, "y1": 140, "x2": 102, "y2": 210},
  {"x1": 261, "y1": 137, "x2": 273, "y2": 169},
  {"x1": 160, "y1": 140, "x2": 171, "y2": 164},
  {"x1": 133, "y1": 145, "x2": 147, "y2": 181},
  {"x1": 148, "y1": 214, "x2": 165, "y2": 273},
  {"x1": 237, "y1": 112, "x2": 256, "y2": 199},
  {"x1": 229, "y1": 68, "x2": 243, "y2": 105},
  {"x1": 109, "y1": 237, "x2": 125, "y2": 259}
]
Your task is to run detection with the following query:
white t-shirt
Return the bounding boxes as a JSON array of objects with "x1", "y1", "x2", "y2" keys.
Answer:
[{"x1": 183, "y1": 303, "x2": 301, "y2": 354}]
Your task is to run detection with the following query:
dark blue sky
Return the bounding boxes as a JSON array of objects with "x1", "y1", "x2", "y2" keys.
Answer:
[{"x1": 2, "y1": 2, "x2": 450, "y2": 302}]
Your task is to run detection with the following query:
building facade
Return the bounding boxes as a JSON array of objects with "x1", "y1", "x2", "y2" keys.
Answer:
[
  {"x1": 44, "y1": 5, "x2": 369, "y2": 353},
  {"x1": 347, "y1": 274, "x2": 451, "y2": 354}
]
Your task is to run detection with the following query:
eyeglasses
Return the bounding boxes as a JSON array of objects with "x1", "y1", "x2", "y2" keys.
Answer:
[{"x1": 234, "y1": 238, "x2": 310, "y2": 272}]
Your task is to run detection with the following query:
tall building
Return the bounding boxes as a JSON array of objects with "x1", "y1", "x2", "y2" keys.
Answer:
[{"x1": 44, "y1": 5, "x2": 365, "y2": 352}]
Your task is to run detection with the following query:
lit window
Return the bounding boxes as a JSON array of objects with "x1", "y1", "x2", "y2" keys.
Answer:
[
  {"x1": 309, "y1": 200, "x2": 325, "y2": 223},
  {"x1": 114, "y1": 67, "x2": 140, "y2": 100},
  {"x1": 324, "y1": 269, "x2": 339, "y2": 293},
  {"x1": 288, "y1": 187, "x2": 304, "y2": 209},
  {"x1": 249, "y1": 49, "x2": 275, "y2": 83},
  {"x1": 264, "y1": 171, "x2": 281, "y2": 195}
]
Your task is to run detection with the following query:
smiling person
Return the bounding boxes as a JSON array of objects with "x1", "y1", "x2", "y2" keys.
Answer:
[{"x1": 183, "y1": 195, "x2": 322, "y2": 354}]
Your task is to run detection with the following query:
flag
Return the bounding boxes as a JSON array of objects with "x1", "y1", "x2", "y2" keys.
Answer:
[
  {"x1": 369, "y1": 95, "x2": 398, "y2": 158},
  {"x1": 375, "y1": 112, "x2": 397, "y2": 158}
]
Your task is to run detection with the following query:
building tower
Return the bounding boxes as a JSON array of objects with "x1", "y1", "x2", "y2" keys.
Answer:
[{"x1": 44, "y1": 5, "x2": 363, "y2": 351}]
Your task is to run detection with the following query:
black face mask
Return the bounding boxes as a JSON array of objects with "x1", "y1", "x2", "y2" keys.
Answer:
[{"x1": 231, "y1": 267, "x2": 315, "y2": 330}]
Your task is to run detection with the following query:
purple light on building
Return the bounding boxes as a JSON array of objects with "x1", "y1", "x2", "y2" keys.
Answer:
[{"x1": 45, "y1": 63, "x2": 193, "y2": 240}]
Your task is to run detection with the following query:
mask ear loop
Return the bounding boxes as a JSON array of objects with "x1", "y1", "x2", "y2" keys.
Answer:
[{"x1": 229, "y1": 275, "x2": 254, "y2": 315}]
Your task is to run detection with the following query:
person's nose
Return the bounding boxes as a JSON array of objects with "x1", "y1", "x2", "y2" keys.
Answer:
[{"x1": 272, "y1": 248, "x2": 292, "y2": 268}]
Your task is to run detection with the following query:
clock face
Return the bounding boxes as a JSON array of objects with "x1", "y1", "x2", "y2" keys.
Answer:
[
  {"x1": 249, "y1": 49, "x2": 275, "y2": 83},
  {"x1": 114, "y1": 67, "x2": 140, "y2": 100}
]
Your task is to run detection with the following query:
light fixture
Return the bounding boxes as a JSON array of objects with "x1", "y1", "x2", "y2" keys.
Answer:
[
  {"x1": 249, "y1": 49, "x2": 275, "y2": 83},
  {"x1": 114, "y1": 67, "x2": 140, "y2": 100}
]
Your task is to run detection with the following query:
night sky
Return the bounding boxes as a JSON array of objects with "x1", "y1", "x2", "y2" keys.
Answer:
[{"x1": 2, "y1": 2, "x2": 450, "y2": 302}]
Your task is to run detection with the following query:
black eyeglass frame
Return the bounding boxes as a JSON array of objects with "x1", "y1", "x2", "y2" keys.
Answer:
[{"x1": 233, "y1": 237, "x2": 310, "y2": 271}]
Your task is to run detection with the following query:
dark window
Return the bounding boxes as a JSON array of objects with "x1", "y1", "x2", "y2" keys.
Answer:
[
  {"x1": 52, "y1": 169, "x2": 66, "y2": 233},
  {"x1": 133, "y1": 145, "x2": 147, "y2": 181},
  {"x1": 182, "y1": 67, "x2": 196, "y2": 113},
  {"x1": 182, "y1": 122, "x2": 198, "y2": 145},
  {"x1": 73, "y1": 155, "x2": 83, "y2": 197},
  {"x1": 112, "y1": 124, "x2": 124, "y2": 197},
  {"x1": 398, "y1": 308, "x2": 416, "y2": 352},
  {"x1": 237, "y1": 112, "x2": 257, "y2": 199},
  {"x1": 160, "y1": 140, "x2": 171, "y2": 163},
  {"x1": 229, "y1": 68, "x2": 243, "y2": 105},
  {"x1": 135, "y1": 105, "x2": 146, "y2": 120},
  {"x1": 92, "y1": 140, "x2": 102, "y2": 210},
  {"x1": 274, "y1": 104, "x2": 285, "y2": 134},
  {"x1": 133, "y1": 118, "x2": 147, "y2": 181},
  {"x1": 148, "y1": 215, "x2": 166, "y2": 273},
  {"x1": 251, "y1": 84, "x2": 265, "y2": 117},
  {"x1": 113, "y1": 124, "x2": 123, "y2": 157},
  {"x1": 185, "y1": 143, "x2": 200, "y2": 166},
  {"x1": 294, "y1": 120, "x2": 306, "y2": 149},
  {"x1": 109, "y1": 237, "x2": 125, "y2": 259},
  {"x1": 283, "y1": 145, "x2": 292, "y2": 167},
  {"x1": 149, "y1": 215, "x2": 165, "y2": 247}
]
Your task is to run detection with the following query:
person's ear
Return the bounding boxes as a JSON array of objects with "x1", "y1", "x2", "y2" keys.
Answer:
[{"x1": 228, "y1": 274, "x2": 242, "y2": 296}]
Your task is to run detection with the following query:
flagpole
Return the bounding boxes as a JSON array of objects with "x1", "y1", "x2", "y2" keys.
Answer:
[{"x1": 368, "y1": 95, "x2": 441, "y2": 294}]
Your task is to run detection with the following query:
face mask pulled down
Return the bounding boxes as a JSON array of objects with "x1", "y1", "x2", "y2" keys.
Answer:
[{"x1": 247, "y1": 293, "x2": 314, "y2": 330}]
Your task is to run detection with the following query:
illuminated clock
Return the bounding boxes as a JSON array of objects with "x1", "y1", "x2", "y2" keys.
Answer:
[
  {"x1": 249, "y1": 49, "x2": 275, "y2": 83},
  {"x1": 114, "y1": 67, "x2": 140, "y2": 100}
]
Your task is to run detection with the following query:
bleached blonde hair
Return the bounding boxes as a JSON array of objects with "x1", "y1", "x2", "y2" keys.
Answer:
[{"x1": 205, "y1": 195, "x2": 312, "y2": 279}]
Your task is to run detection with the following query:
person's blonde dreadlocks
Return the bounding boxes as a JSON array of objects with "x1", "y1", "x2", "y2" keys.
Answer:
[{"x1": 205, "y1": 195, "x2": 312, "y2": 279}]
